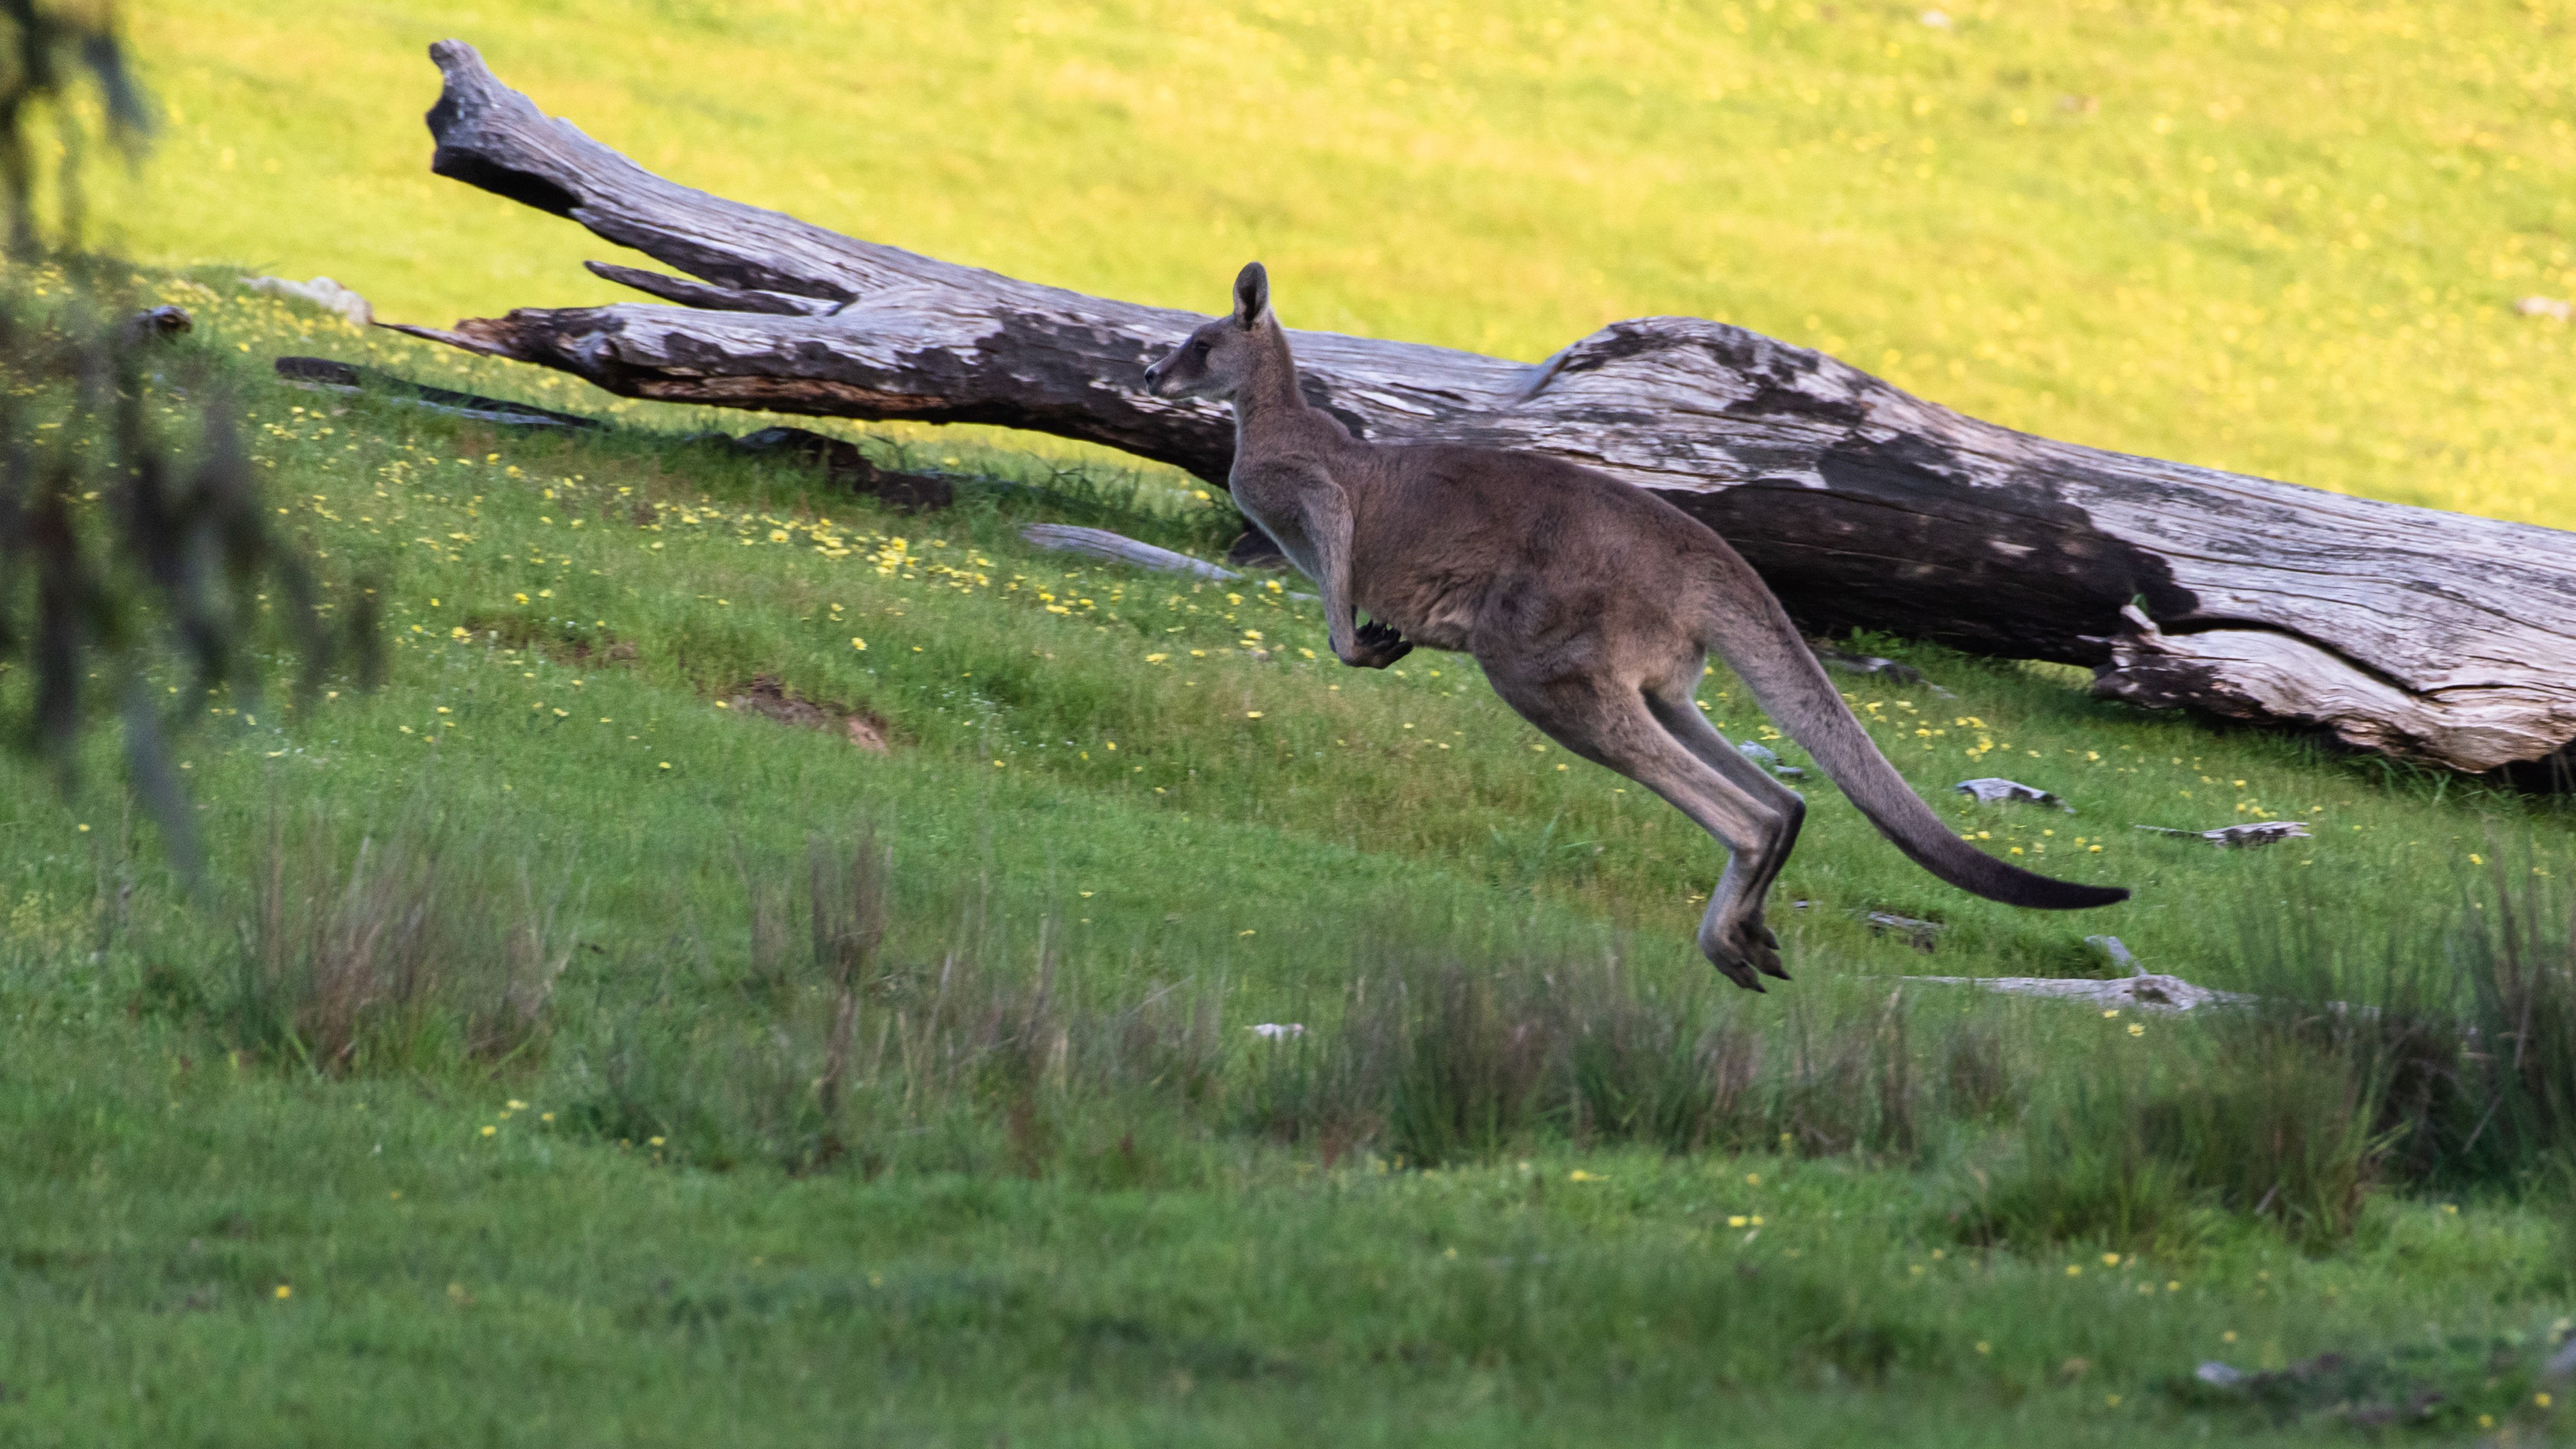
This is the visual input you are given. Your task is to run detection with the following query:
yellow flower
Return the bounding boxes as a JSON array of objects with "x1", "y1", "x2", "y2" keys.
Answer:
[
  {"x1": 2065, "y1": 1265, "x2": 2082, "y2": 1277},
  {"x1": 1727, "y1": 1215, "x2": 1748, "y2": 1228},
  {"x1": 480, "y1": 1124, "x2": 496, "y2": 1136},
  {"x1": 657, "y1": 762, "x2": 671, "y2": 770},
  {"x1": 507, "y1": 1099, "x2": 527, "y2": 1110},
  {"x1": 2102, "y1": 1252, "x2": 2122, "y2": 1267},
  {"x1": 1568, "y1": 1169, "x2": 1603, "y2": 1182},
  {"x1": 1246, "y1": 710, "x2": 1264, "y2": 719},
  {"x1": 515, "y1": 592, "x2": 529, "y2": 604},
  {"x1": 2127, "y1": 1023, "x2": 2145, "y2": 1037},
  {"x1": 648, "y1": 1136, "x2": 665, "y2": 1147},
  {"x1": 851, "y1": 637, "x2": 867, "y2": 650},
  {"x1": 274, "y1": 1285, "x2": 291, "y2": 1299}
]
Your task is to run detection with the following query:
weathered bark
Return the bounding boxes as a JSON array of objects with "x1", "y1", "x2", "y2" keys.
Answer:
[{"x1": 390, "y1": 39, "x2": 2576, "y2": 774}]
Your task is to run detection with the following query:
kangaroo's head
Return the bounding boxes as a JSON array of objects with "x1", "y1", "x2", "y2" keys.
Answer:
[{"x1": 1143, "y1": 262, "x2": 1273, "y2": 400}]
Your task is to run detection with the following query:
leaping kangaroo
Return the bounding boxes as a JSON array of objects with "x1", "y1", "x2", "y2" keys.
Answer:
[{"x1": 1143, "y1": 263, "x2": 2129, "y2": 989}]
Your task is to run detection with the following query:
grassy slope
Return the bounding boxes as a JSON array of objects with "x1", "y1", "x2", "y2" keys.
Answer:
[
  {"x1": 5, "y1": 0, "x2": 2576, "y2": 1442},
  {"x1": 2, "y1": 288, "x2": 2568, "y2": 1446}
]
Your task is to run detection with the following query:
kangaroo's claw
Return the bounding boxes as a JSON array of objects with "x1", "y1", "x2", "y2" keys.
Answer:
[{"x1": 1348, "y1": 621, "x2": 1413, "y2": 668}]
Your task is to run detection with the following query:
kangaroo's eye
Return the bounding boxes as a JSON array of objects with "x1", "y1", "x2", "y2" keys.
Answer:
[{"x1": 1193, "y1": 339, "x2": 1212, "y2": 358}]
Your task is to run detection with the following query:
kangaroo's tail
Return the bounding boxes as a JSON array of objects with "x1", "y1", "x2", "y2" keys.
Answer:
[{"x1": 1700, "y1": 557, "x2": 2129, "y2": 911}]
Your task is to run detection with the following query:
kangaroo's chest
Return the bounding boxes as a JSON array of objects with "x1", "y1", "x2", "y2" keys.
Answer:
[{"x1": 1228, "y1": 469, "x2": 1328, "y2": 579}]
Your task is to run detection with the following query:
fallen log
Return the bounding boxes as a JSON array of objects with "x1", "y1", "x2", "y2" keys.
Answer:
[{"x1": 388, "y1": 40, "x2": 2576, "y2": 775}]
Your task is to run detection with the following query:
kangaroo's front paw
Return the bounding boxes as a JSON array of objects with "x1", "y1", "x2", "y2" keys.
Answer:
[
  {"x1": 1701, "y1": 920, "x2": 1788, "y2": 991},
  {"x1": 1343, "y1": 621, "x2": 1413, "y2": 669}
]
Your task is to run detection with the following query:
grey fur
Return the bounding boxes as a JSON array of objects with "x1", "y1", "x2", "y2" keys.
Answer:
[{"x1": 1143, "y1": 263, "x2": 2128, "y2": 990}]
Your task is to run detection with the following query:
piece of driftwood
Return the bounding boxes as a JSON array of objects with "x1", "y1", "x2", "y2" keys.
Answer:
[
  {"x1": 1733, "y1": 741, "x2": 1806, "y2": 780},
  {"x1": 2134, "y1": 820, "x2": 2313, "y2": 848},
  {"x1": 1811, "y1": 642, "x2": 1951, "y2": 696},
  {"x1": 1904, "y1": 971, "x2": 2255, "y2": 1014},
  {"x1": 1954, "y1": 777, "x2": 2071, "y2": 810},
  {"x1": 1863, "y1": 911, "x2": 1944, "y2": 952},
  {"x1": 275, "y1": 356, "x2": 602, "y2": 428},
  {"x1": 1020, "y1": 524, "x2": 1242, "y2": 582},
  {"x1": 390, "y1": 40, "x2": 2576, "y2": 775}
]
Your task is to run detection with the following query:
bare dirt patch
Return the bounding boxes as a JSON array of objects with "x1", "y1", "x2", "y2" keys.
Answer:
[
  {"x1": 725, "y1": 674, "x2": 891, "y2": 753},
  {"x1": 462, "y1": 611, "x2": 639, "y2": 668}
]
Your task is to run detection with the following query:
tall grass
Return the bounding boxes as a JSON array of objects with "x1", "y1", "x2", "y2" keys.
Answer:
[
  {"x1": 219, "y1": 805, "x2": 574, "y2": 1073},
  {"x1": 1241, "y1": 952, "x2": 1964, "y2": 1169},
  {"x1": 1966, "y1": 872, "x2": 2576, "y2": 1252},
  {"x1": 138, "y1": 806, "x2": 2576, "y2": 1254}
]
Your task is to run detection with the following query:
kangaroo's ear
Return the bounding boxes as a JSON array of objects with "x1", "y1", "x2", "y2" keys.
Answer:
[{"x1": 1232, "y1": 262, "x2": 1269, "y2": 329}]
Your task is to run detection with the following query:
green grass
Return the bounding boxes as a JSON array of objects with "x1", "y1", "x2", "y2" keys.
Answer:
[
  {"x1": 8, "y1": 0, "x2": 2576, "y2": 1440},
  {"x1": 5, "y1": 284, "x2": 2574, "y2": 1443}
]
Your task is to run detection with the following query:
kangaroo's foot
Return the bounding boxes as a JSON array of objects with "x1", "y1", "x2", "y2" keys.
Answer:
[
  {"x1": 1342, "y1": 620, "x2": 1413, "y2": 669},
  {"x1": 1699, "y1": 915, "x2": 1788, "y2": 991}
]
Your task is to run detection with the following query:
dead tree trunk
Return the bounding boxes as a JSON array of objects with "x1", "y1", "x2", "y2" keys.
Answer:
[{"x1": 390, "y1": 40, "x2": 2576, "y2": 775}]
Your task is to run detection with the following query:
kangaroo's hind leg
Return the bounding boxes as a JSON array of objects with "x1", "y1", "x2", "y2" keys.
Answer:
[
  {"x1": 1484, "y1": 663, "x2": 1797, "y2": 990},
  {"x1": 1643, "y1": 675, "x2": 1805, "y2": 981}
]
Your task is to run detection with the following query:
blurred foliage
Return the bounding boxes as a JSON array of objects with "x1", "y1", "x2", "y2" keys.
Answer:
[
  {"x1": 0, "y1": 4, "x2": 376, "y2": 874},
  {"x1": 0, "y1": 0, "x2": 146, "y2": 256}
]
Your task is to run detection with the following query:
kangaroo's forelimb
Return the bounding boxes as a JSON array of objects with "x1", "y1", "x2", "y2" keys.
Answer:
[{"x1": 1233, "y1": 459, "x2": 1409, "y2": 669}]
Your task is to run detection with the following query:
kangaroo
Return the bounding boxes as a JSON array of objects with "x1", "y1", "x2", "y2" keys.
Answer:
[{"x1": 1142, "y1": 263, "x2": 2129, "y2": 989}]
